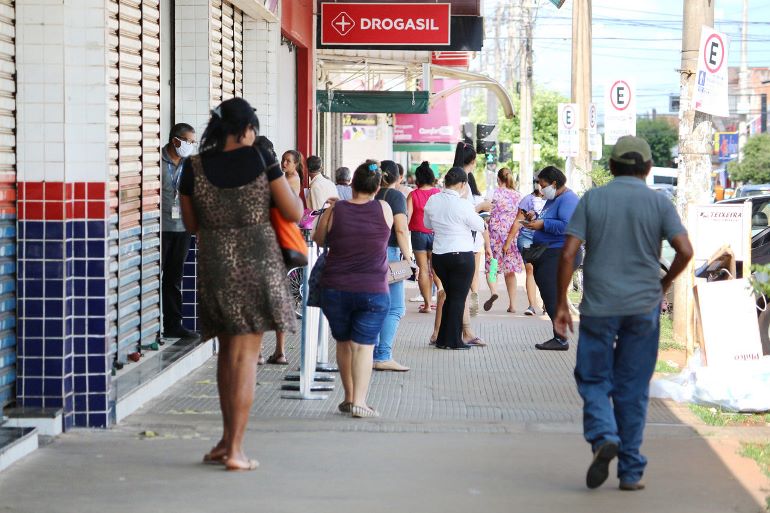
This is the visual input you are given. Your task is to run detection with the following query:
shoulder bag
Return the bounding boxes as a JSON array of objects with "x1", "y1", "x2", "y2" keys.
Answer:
[
  {"x1": 306, "y1": 207, "x2": 333, "y2": 308},
  {"x1": 382, "y1": 188, "x2": 412, "y2": 285}
]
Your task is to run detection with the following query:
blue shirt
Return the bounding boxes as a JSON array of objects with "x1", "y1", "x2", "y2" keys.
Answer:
[{"x1": 532, "y1": 189, "x2": 580, "y2": 249}]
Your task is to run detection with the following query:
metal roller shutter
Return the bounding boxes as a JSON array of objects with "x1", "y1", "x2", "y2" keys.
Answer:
[
  {"x1": 107, "y1": 0, "x2": 161, "y2": 365},
  {"x1": 211, "y1": 0, "x2": 243, "y2": 105},
  {"x1": 0, "y1": 0, "x2": 14, "y2": 409}
]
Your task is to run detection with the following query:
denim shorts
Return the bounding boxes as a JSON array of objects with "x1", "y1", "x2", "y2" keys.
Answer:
[
  {"x1": 411, "y1": 231, "x2": 434, "y2": 252},
  {"x1": 320, "y1": 288, "x2": 390, "y2": 344},
  {"x1": 517, "y1": 234, "x2": 533, "y2": 255}
]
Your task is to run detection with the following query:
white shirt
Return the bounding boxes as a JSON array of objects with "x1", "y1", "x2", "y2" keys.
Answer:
[
  {"x1": 309, "y1": 173, "x2": 339, "y2": 210},
  {"x1": 424, "y1": 189, "x2": 486, "y2": 255}
]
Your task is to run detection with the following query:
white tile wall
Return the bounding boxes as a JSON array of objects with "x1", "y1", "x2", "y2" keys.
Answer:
[
  {"x1": 174, "y1": 0, "x2": 212, "y2": 134},
  {"x1": 17, "y1": 0, "x2": 109, "y2": 183},
  {"x1": 243, "y1": 17, "x2": 279, "y2": 140}
]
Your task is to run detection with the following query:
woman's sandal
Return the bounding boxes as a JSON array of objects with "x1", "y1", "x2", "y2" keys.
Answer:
[
  {"x1": 202, "y1": 448, "x2": 228, "y2": 466},
  {"x1": 418, "y1": 304, "x2": 431, "y2": 314},
  {"x1": 351, "y1": 405, "x2": 380, "y2": 418},
  {"x1": 507, "y1": 307, "x2": 516, "y2": 313},
  {"x1": 465, "y1": 337, "x2": 487, "y2": 347},
  {"x1": 225, "y1": 459, "x2": 259, "y2": 472},
  {"x1": 429, "y1": 337, "x2": 437, "y2": 346},
  {"x1": 266, "y1": 354, "x2": 289, "y2": 365},
  {"x1": 483, "y1": 294, "x2": 499, "y2": 312}
]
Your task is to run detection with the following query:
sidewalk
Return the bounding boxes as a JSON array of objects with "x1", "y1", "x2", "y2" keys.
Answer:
[{"x1": 0, "y1": 282, "x2": 764, "y2": 513}]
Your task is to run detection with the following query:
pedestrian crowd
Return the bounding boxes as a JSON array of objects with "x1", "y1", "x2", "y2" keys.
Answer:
[{"x1": 165, "y1": 97, "x2": 694, "y2": 492}]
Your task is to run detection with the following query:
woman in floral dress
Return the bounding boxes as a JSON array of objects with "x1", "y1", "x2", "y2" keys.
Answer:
[{"x1": 483, "y1": 168, "x2": 524, "y2": 313}]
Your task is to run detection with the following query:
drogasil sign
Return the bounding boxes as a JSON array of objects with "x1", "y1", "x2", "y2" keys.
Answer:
[{"x1": 321, "y1": 2, "x2": 451, "y2": 46}]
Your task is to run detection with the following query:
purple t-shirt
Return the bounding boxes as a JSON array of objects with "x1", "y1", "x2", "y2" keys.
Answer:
[{"x1": 517, "y1": 193, "x2": 546, "y2": 240}]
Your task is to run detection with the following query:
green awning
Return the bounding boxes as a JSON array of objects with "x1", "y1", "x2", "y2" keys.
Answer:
[
  {"x1": 317, "y1": 90, "x2": 430, "y2": 114},
  {"x1": 393, "y1": 143, "x2": 455, "y2": 153}
]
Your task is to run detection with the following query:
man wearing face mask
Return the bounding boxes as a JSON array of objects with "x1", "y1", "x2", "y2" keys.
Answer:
[{"x1": 161, "y1": 123, "x2": 198, "y2": 339}]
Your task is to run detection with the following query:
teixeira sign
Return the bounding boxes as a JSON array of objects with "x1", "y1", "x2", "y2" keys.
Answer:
[{"x1": 320, "y1": 2, "x2": 451, "y2": 46}]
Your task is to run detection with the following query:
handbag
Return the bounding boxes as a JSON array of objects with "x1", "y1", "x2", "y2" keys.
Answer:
[
  {"x1": 387, "y1": 259, "x2": 412, "y2": 284},
  {"x1": 256, "y1": 148, "x2": 308, "y2": 268},
  {"x1": 521, "y1": 244, "x2": 548, "y2": 265},
  {"x1": 306, "y1": 208, "x2": 333, "y2": 308}
]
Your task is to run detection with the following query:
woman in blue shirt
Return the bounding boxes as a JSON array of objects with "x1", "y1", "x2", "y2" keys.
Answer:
[{"x1": 521, "y1": 166, "x2": 580, "y2": 351}]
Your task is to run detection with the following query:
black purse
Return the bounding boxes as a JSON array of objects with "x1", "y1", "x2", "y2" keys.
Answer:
[{"x1": 521, "y1": 244, "x2": 548, "y2": 265}]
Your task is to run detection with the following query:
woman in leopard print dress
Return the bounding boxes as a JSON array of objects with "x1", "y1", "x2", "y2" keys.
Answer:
[{"x1": 178, "y1": 98, "x2": 303, "y2": 471}]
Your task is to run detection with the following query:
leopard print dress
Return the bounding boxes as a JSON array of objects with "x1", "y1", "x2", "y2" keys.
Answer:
[{"x1": 190, "y1": 155, "x2": 296, "y2": 340}]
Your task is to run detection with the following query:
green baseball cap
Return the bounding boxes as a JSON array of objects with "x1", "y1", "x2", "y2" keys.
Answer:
[{"x1": 610, "y1": 135, "x2": 652, "y2": 165}]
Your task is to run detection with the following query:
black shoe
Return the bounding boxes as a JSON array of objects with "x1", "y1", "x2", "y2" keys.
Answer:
[
  {"x1": 535, "y1": 338, "x2": 569, "y2": 351},
  {"x1": 163, "y1": 326, "x2": 199, "y2": 339},
  {"x1": 586, "y1": 441, "x2": 619, "y2": 489},
  {"x1": 435, "y1": 343, "x2": 471, "y2": 350}
]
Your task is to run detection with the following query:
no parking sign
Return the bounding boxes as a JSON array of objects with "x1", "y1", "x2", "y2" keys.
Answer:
[
  {"x1": 557, "y1": 103, "x2": 579, "y2": 157},
  {"x1": 604, "y1": 79, "x2": 636, "y2": 145},
  {"x1": 694, "y1": 26, "x2": 730, "y2": 117}
]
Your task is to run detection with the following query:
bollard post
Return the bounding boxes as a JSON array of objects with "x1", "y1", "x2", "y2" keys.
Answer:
[{"x1": 282, "y1": 236, "x2": 332, "y2": 399}]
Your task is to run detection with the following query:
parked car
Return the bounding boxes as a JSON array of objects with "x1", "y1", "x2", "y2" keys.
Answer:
[{"x1": 734, "y1": 184, "x2": 770, "y2": 199}]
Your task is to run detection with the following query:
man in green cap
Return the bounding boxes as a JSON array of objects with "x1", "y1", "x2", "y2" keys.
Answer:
[{"x1": 553, "y1": 135, "x2": 693, "y2": 491}]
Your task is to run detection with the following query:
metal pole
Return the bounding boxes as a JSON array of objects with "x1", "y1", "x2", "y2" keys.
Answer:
[
  {"x1": 569, "y1": 0, "x2": 592, "y2": 193},
  {"x1": 673, "y1": 0, "x2": 715, "y2": 357}
]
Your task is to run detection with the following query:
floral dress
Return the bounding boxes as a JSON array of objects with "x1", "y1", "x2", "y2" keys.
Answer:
[{"x1": 487, "y1": 187, "x2": 524, "y2": 274}]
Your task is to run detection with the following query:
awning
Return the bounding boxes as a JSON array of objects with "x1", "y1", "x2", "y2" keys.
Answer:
[
  {"x1": 393, "y1": 143, "x2": 455, "y2": 152},
  {"x1": 317, "y1": 90, "x2": 430, "y2": 114}
]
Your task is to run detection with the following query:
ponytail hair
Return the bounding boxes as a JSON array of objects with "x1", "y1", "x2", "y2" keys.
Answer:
[
  {"x1": 199, "y1": 97, "x2": 259, "y2": 156},
  {"x1": 453, "y1": 141, "x2": 476, "y2": 167},
  {"x1": 498, "y1": 167, "x2": 515, "y2": 189},
  {"x1": 467, "y1": 171, "x2": 481, "y2": 197}
]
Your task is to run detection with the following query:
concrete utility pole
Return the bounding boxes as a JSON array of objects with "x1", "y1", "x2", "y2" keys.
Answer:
[
  {"x1": 570, "y1": 0, "x2": 592, "y2": 193},
  {"x1": 737, "y1": 0, "x2": 750, "y2": 160},
  {"x1": 518, "y1": 0, "x2": 534, "y2": 189},
  {"x1": 673, "y1": 0, "x2": 715, "y2": 354}
]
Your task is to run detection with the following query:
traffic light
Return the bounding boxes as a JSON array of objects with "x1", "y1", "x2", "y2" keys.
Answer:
[
  {"x1": 462, "y1": 122, "x2": 474, "y2": 146},
  {"x1": 498, "y1": 142, "x2": 512, "y2": 162},
  {"x1": 476, "y1": 123, "x2": 496, "y2": 154}
]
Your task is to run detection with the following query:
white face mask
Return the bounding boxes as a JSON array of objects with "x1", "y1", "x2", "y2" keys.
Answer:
[
  {"x1": 543, "y1": 185, "x2": 557, "y2": 200},
  {"x1": 175, "y1": 138, "x2": 196, "y2": 158}
]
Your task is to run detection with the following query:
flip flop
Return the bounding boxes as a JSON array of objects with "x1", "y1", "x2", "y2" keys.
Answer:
[
  {"x1": 202, "y1": 449, "x2": 228, "y2": 466},
  {"x1": 429, "y1": 338, "x2": 437, "y2": 346},
  {"x1": 483, "y1": 294, "x2": 499, "y2": 311},
  {"x1": 225, "y1": 459, "x2": 260, "y2": 472},
  {"x1": 507, "y1": 308, "x2": 516, "y2": 313},
  {"x1": 266, "y1": 354, "x2": 289, "y2": 365},
  {"x1": 418, "y1": 304, "x2": 431, "y2": 313},
  {"x1": 465, "y1": 337, "x2": 487, "y2": 347}
]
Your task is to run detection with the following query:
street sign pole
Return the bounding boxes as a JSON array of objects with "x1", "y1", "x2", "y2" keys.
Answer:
[{"x1": 570, "y1": 0, "x2": 592, "y2": 193}]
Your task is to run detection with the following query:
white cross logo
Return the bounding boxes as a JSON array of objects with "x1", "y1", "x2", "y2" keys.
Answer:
[{"x1": 332, "y1": 12, "x2": 355, "y2": 36}]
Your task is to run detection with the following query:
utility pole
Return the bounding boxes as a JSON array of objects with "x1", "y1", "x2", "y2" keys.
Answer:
[
  {"x1": 570, "y1": 0, "x2": 592, "y2": 193},
  {"x1": 737, "y1": 0, "x2": 750, "y2": 160},
  {"x1": 518, "y1": 0, "x2": 534, "y2": 189},
  {"x1": 673, "y1": 0, "x2": 715, "y2": 355}
]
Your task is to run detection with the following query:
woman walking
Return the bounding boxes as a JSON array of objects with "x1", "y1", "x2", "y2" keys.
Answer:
[
  {"x1": 179, "y1": 98, "x2": 303, "y2": 471},
  {"x1": 407, "y1": 161, "x2": 441, "y2": 315},
  {"x1": 521, "y1": 166, "x2": 580, "y2": 351},
  {"x1": 484, "y1": 168, "x2": 524, "y2": 313},
  {"x1": 373, "y1": 160, "x2": 414, "y2": 372},
  {"x1": 424, "y1": 167, "x2": 486, "y2": 350},
  {"x1": 281, "y1": 150, "x2": 304, "y2": 197},
  {"x1": 314, "y1": 161, "x2": 393, "y2": 417}
]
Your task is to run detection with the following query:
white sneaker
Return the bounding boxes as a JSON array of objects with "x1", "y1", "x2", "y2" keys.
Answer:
[{"x1": 409, "y1": 294, "x2": 425, "y2": 303}]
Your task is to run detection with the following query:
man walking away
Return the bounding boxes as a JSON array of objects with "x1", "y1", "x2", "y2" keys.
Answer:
[
  {"x1": 554, "y1": 136, "x2": 693, "y2": 491},
  {"x1": 161, "y1": 123, "x2": 199, "y2": 339},
  {"x1": 307, "y1": 155, "x2": 339, "y2": 210},
  {"x1": 335, "y1": 166, "x2": 353, "y2": 201}
]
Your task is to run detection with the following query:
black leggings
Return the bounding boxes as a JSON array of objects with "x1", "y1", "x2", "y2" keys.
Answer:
[
  {"x1": 432, "y1": 252, "x2": 475, "y2": 348},
  {"x1": 533, "y1": 247, "x2": 563, "y2": 341}
]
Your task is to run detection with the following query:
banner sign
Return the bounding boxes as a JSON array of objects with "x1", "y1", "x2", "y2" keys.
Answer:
[
  {"x1": 320, "y1": 2, "x2": 451, "y2": 46},
  {"x1": 694, "y1": 26, "x2": 730, "y2": 117},
  {"x1": 604, "y1": 78, "x2": 636, "y2": 145},
  {"x1": 715, "y1": 132, "x2": 739, "y2": 162},
  {"x1": 557, "y1": 103, "x2": 579, "y2": 157},
  {"x1": 394, "y1": 79, "x2": 460, "y2": 144},
  {"x1": 693, "y1": 203, "x2": 751, "y2": 262}
]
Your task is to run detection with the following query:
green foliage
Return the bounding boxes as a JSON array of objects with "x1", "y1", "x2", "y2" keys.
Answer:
[
  {"x1": 740, "y1": 443, "x2": 770, "y2": 479},
  {"x1": 729, "y1": 134, "x2": 770, "y2": 183},
  {"x1": 589, "y1": 163, "x2": 612, "y2": 187},
  {"x1": 689, "y1": 404, "x2": 770, "y2": 427},
  {"x1": 636, "y1": 119, "x2": 678, "y2": 167},
  {"x1": 655, "y1": 360, "x2": 679, "y2": 374},
  {"x1": 658, "y1": 313, "x2": 684, "y2": 351}
]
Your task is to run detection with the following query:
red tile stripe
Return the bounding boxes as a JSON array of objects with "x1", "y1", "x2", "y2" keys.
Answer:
[{"x1": 18, "y1": 182, "x2": 107, "y2": 221}]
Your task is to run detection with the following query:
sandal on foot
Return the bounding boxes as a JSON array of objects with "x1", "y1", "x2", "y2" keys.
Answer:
[
  {"x1": 225, "y1": 459, "x2": 260, "y2": 472},
  {"x1": 429, "y1": 338, "x2": 437, "y2": 346},
  {"x1": 351, "y1": 405, "x2": 380, "y2": 418},
  {"x1": 202, "y1": 449, "x2": 228, "y2": 465},
  {"x1": 483, "y1": 294, "x2": 499, "y2": 312},
  {"x1": 507, "y1": 307, "x2": 516, "y2": 313},
  {"x1": 338, "y1": 401, "x2": 352, "y2": 413},
  {"x1": 418, "y1": 304, "x2": 431, "y2": 314},
  {"x1": 266, "y1": 354, "x2": 288, "y2": 365},
  {"x1": 465, "y1": 337, "x2": 487, "y2": 347}
]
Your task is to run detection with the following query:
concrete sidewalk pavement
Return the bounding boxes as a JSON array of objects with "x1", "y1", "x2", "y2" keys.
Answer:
[{"x1": 0, "y1": 281, "x2": 764, "y2": 512}]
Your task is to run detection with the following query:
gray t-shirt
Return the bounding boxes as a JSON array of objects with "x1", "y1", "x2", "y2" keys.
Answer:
[{"x1": 566, "y1": 176, "x2": 686, "y2": 317}]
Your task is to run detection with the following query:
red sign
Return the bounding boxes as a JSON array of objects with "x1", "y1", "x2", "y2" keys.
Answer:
[{"x1": 320, "y1": 2, "x2": 451, "y2": 46}]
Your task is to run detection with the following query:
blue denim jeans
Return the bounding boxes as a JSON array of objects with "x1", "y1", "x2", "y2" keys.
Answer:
[
  {"x1": 574, "y1": 304, "x2": 661, "y2": 483},
  {"x1": 374, "y1": 247, "x2": 406, "y2": 362}
]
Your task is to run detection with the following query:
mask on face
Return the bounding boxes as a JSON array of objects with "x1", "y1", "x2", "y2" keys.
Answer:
[
  {"x1": 176, "y1": 138, "x2": 196, "y2": 158},
  {"x1": 542, "y1": 185, "x2": 557, "y2": 201}
]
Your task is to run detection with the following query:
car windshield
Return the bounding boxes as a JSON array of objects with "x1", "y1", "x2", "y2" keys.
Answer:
[{"x1": 751, "y1": 198, "x2": 770, "y2": 236}]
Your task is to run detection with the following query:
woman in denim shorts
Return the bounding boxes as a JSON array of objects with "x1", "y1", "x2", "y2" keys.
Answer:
[{"x1": 313, "y1": 160, "x2": 393, "y2": 418}]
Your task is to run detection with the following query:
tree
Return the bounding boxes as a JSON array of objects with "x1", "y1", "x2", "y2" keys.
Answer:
[
  {"x1": 598, "y1": 119, "x2": 678, "y2": 171},
  {"x1": 728, "y1": 134, "x2": 770, "y2": 184}
]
